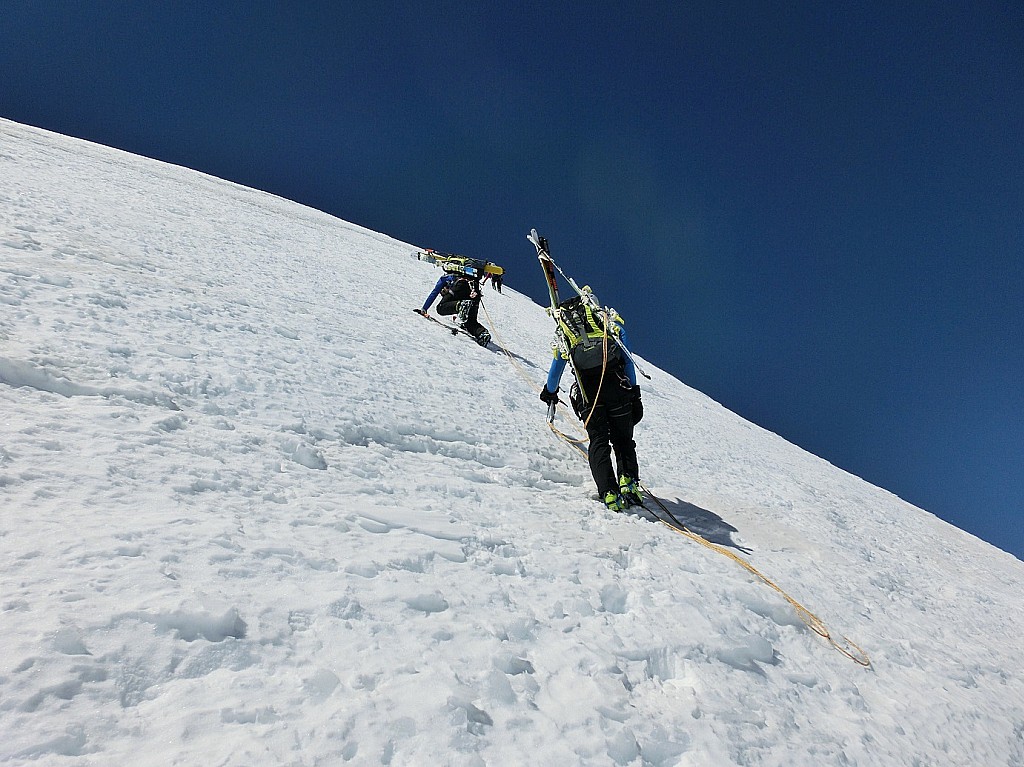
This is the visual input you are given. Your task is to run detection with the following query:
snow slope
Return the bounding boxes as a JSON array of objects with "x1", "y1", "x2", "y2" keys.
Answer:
[{"x1": 1, "y1": 118, "x2": 1023, "y2": 766}]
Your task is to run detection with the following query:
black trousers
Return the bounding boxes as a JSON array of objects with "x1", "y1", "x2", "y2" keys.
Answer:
[
  {"x1": 437, "y1": 280, "x2": 486, "y2": 337},
  {"x1": 579, "y1": 369, "x2": 639, "y2": 497}
]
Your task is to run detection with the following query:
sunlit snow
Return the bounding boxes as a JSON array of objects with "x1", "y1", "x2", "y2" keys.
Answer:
[{"x1": 2, "y1": 118, "x2": 1023, "y2": 766}]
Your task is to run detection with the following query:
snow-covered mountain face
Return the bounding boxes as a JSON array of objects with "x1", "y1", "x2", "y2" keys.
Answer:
[{"x1": 2, "y1": 118, "x2": 1022, "y2": 766}]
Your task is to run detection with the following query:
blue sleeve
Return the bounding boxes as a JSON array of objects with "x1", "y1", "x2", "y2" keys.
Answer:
[
  {"x1": 421, "y1": 275, "x2": 449, "y2": 312},
  {"x1": 617, "y1": 325, "x2": 637, "y2": 386},
  {"x1": 545, "y1": 353, "x2": 567, "y2": 393}
]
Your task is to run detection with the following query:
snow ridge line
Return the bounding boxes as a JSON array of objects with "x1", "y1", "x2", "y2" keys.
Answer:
[{"x1": 0, "y1": 355, "x2": 180, "y2": 409}]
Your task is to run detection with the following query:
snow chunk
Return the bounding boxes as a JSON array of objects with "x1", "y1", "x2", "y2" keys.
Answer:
[
  {"x1": 403, "y1": 593, "x2": 449, "y2": 614},
  {"x1": 123, "y1": 607, "x2": 247, "y2": 642}
]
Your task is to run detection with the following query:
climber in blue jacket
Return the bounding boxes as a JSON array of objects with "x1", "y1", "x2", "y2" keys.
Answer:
[{"x1": 416, "y1": 271, "x2": 491, "y2": 347}]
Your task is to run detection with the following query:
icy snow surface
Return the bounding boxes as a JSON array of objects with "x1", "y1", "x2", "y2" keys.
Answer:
[{"x1": 2, "y1": 118, "x2": 1023, "y2": 766}]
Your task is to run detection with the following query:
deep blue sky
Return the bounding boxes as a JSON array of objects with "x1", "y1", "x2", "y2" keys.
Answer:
[{"x1": 3, "y1": 3, "x2": 1021, "y2": 560}]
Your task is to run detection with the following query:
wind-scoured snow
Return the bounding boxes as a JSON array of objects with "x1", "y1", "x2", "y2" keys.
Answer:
[{"x1": 1, "y1": 118, "x2": 1023, "y2": 766}]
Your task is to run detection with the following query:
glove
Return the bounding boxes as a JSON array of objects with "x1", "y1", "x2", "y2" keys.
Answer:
[
  {"x1": 413, "y1": 308, "x2": 427, "y2": 316},
  {"x1": 539, "y1": 387, "x2": 559, "y2": 405},
  {"x1": 631, "y1": 385, "x2": 643, "y2": 424}
]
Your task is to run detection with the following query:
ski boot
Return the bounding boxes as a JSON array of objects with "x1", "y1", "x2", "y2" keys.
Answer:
[
  {"x1": 474, "y1": 329, "x2": 491, "y2": 347},
  {"x1": 618, "y1": 475, "x2": 643, "y2": 507},
  {"x1": 603, "y1": 491, "x2": 627, "y2": 512}
]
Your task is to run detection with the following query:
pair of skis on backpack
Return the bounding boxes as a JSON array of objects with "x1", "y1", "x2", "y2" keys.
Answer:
[
  {"x1": 527, "y1": 228, "x2": 650, "y2": 382},
  {"x1": 413, "y1": 308, "x2": 491, "y2": 347},
  {"x1": 415, "y1": 249, "x2": 504, "y2": 291}
]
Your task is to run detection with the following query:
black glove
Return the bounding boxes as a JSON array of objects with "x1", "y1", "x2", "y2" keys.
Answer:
[
  {"x1": 631, "y1": 385, "x2": 643, "y2": 424},
  {"x1": 539, "y1": 387, "x2": 559, "y2": 405},
  {"x1": 413, "y1": 308, "x2": 427, "y2": 316}
]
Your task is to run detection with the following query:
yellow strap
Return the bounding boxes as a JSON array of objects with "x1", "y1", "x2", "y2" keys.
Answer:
[{"x1": 579, "y1": 320, "x2": 610, "y2": 428}]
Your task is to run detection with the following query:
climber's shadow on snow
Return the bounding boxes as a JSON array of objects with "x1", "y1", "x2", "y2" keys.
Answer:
[
  {"x1": 641, "y1": 497, "x2": 753, "y2": 555},
  {"x1": 490, "y1": 343, "x2": 538, "y2": 369}
]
